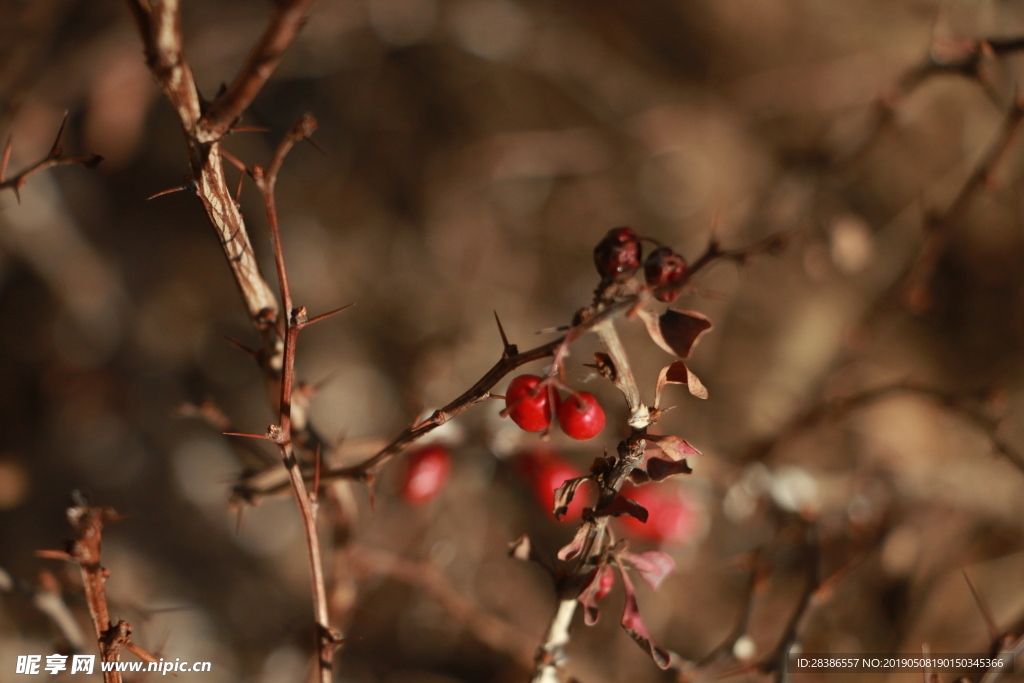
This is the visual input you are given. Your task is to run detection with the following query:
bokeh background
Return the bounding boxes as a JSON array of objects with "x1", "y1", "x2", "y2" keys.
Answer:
[{"x1": 2, "y1": 0, "x2": 1024, "y2": 681}]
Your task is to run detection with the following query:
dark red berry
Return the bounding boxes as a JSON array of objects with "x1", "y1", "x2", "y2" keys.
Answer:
[
  {"x1": 401, "y1": 445, "x2": 451, "y2": 505},
  {"x1": 557, "y1": 392, "x2": 605, "y2": 440},
  {"x1": 505, "y1": 375, "x2": 554, "y2": 432},
  {"x1": 594, "y1": 227, "x2": 641, "y2": 280},
  {"x1": 644, "y1": 246, "x2": 688, "y2": 302}
]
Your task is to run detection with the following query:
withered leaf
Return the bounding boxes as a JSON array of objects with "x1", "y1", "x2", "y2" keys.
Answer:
[
  {"x1": 598, "y1": 495, "x2": 648, "y2": 522},
  {"x1": 623, "y1": 550, "x2": 676, "y2": 591},
  {"x1": 553, "y1": 476, "x2": 590, "y2": 520},
  {"x1": 638, "y1": 308, "x2": 712, "y2": 359},
  {"x1": 645, "y1": 457, "x2": 693, "y2": 481},
  {"x1": 646, "y1": 433, "x2": 701, "y2": 460},
  {"x1": 617, "y1": 562, "x2": 675, "y2": 669},
  {"x1": 655, "y1": 361, "x2": 708, "y2": 407}
]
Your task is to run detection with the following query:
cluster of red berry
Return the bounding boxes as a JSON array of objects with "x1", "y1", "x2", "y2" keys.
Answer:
[
  {"x1": 594, "y1": 227, "x2": 689, "y2": 302},
  {"x1": 504, "y1": 374, "x2": 606, "y2": 440}
]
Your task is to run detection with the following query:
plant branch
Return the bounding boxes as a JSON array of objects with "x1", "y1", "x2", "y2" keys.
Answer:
[{"x1": 0, "y1": 118, "x2": 103, "y2": 204}]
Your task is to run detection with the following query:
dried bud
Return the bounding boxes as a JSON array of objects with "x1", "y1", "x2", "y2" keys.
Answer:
[
  {"x1": 644, "y1": 247, "x2": 688, "y2": 302},
  {"x1": 594, "y1": 227, "x2": 641, "y2": 279}
]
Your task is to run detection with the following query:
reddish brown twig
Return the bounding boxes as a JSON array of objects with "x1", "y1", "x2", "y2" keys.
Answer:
[
  {"x1": 0, "y1": 116, "x2": 102, "y2": 204},
  {"x1": 248, "y1": 115, "x2": 344, "y2": 683}
]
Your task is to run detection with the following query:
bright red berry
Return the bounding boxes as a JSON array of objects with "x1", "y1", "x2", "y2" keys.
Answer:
[
  {"x1": 594, "y1": 227, "x2": 641, "y2": 280},
  {"x1": 557, "y1": 392, "x2": 605, "y2": 440},
  {"x1": 505, "y1": 374, "x2": 554, "y2": 432},
  {"x1": 618, "y1": 484, "x2": 698, "y2": 544},
  {"x1": 401, "y1": 445, "x2": 451, "y2": 505},
  {"x1": 644, "y1": 246, "x2": 688, "y2": 302},
  {"x1": 517, "y1": 448, "x2": 590, "y2": 521}
]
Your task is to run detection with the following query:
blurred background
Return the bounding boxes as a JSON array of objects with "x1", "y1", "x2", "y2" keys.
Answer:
[{"x1": 2, "y1": 0, "x2": 1024, "y2": 681}]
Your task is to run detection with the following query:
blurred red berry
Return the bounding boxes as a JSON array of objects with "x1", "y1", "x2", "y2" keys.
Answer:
[
  {"x1": 401, "y1": 445, "x2": 451, "y2": 505},
  {"x1": 594, "y1": 227, "x2": 641, "y2": 280},
  {"x1": 517, "y1": 448, "x2": 590, "y2": 521},
  {"x1": 558, "y1": 392, "x2": 605, "y2": 440},
  {"x1": 505, "y1": 374, "x2": 555, "y2": 432},
  {"x1": 618, "y1": 484, "x2": 698, "y2": 544},
  {"x1": 644, "y1": 246, "x2": 688, "y2": 303}
]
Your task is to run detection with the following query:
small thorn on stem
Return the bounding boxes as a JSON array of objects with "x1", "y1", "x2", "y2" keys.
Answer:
[
  {"x1": 302, "y1": 303, "x2": 355, "y2": 328},
  {"x1": 48, "y1": 112, "x2": 69, "y2": 158},
  {"x1": 223, "y1": 336, "x2": 260, "y2": 358},
  {"x1": 494, "y1": 310, "x2": 516, "y2": 355},
  {"x1": 146, "y1": 185, "x2": 190, "y2": 201}
]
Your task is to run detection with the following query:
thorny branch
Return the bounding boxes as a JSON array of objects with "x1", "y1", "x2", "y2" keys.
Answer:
[
  {"x1": 234, "y1": 232, "x2": 787, "y2": 501},
  {"x1": 124, "y1": 0, "x2": 315, "y2": 363},
  {"x1": 246, "y1": 116, "x2": 345, "y2": 683},
  {"x1": 0, "y1": 115, "x2": 103, "y2": 204}
]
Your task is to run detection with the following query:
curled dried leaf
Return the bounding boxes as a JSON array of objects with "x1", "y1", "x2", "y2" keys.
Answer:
[
  {"x1": 638, "y1": 308, "x2": 712, "y2": 359},
  {"x1": 646, "y1": 434, "x2": 701, "y2": 460},
  {"x1": 655, "y1": 361, "x2": 708, "y2": 407},
  {"x1": 645, "y1": 457, "x2": 693, "y2": 481}
]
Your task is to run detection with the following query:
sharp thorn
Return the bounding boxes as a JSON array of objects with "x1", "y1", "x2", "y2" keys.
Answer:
[
  {"x1": 48, "y1": 112, "x2": 69, "y2": 158},
  {"x1": 302, "y1": 303, "x2": 355, "y2": 327}
]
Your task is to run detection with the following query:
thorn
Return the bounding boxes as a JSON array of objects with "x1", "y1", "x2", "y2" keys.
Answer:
[
  {"x1": 229, "y1": 125, "x2": 271, "y2": 134},
  {"x1": 13, "y1": 184, "x2": 20, "y2": 205},
  {"x1": 223, "y1": 336, "x2": 260, "y2": 358},
  {"x1": 48, "y1": 112, "x2": 69, "y2": 158},
  {"x1": 219, "y1": 147, "x2": 247, "y2": 173},
  {"x1": 234, "y1": 169, "x2": 244, "y2": 202},
  {"x1": 302, "y1": 303, "x2": 355, "y2": 327},
  {"x1": 494, "y1": 310, "x2": 514, "y2": 353},
  {"x1": 223, "y1": 431, "x2": 273, "y2": 441},
  {"x1": 303, "y1": 136, "x2": 324, "y2": 153},
  {"x1": 146, "y1": 185, "x2": 190, "y2": 201},
  {"x1": 0, "y1": 135, "x2": 10, "y2": 183}
]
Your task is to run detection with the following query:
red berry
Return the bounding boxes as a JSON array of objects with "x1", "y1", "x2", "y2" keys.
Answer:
[
  {"x1": 618, "y1": 484, "x2": 698, "y2": 544},
  {"x1": 505, "y1": 375, "x2": 554, "y2": 432},
  {"x1": 594, "y1": 227, "x2": 641, "y2": 280},
  {"x1": 557, "y1": 392, "x2": 605, "y2": 440},
  {"x1": 401, "y1": 445, "x2": 451, "y2": 505},
  {"x1": 517, "y1": 448, "x2": 590, "y2": 521},
  {"x1": 644, "y1": 246, "x2": 688, "y2": 302}
]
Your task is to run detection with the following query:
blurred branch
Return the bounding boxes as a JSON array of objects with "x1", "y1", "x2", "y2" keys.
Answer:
[
  {"x1": 739, "y1": 382, "x2": 1024, "y2": 475},
  {"x1": 0, "y1": 567, "x2": 88, "y2": 653},
  {"x1": 903, "y1": 97, "x2": 1024, "y2": 311},
  {"x1": 349, "y1": 545, "x2": 536, "y2": 670}
]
